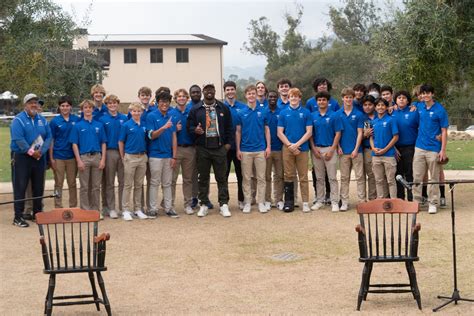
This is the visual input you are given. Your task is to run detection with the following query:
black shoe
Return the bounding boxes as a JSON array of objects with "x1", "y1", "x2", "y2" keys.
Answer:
[
  {"x1": 166, "y1": 209, "x2": 179, "y2": 218},
  {"x1": 13, "y1": 217, "x2": 29, "y2": 228},
  {"x1": 23, "y1": 213, "x2": 34, "y2": 221},
  {"x1": 206, "y1": 201, "x2": 214, "y2": 209},
  {"x1": 147, "y1": 210, "x2": 158, "y2": 219}
]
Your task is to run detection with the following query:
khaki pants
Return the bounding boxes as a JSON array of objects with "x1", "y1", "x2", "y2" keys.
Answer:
[
  {"x1": 122, "y1": 153, "x2": 147, "y2": 212},
  {"x1": 372, "y1": 156, "x2": 397, "y2": 198},
  {"x1": 363, "y1": 148, "x2": 377, "y2": 200},
  {"x1": 53, "y1": 158, "x2": 78, "y2": 208},
  {"x1": 312, "y1": 147, "x2": 339, "y2": 204},
  {"x1": 149, "y1": 157, "x2": 173, "y2": 212},
  {"x1": 241, "y1": 151, "x2": 266, "y2": 204},
  {"x1": 79, "y1": 153, "x2": 102, "y2": 211},
  {"x1": 412, "y1": 147, "x2": 440, "y2": 205},
  {"x1": 105, "y1": 149, "x2": 124, "y2": 212},
  {"x1": 339, "y1": 153, "x2": 365, "y2": 204},
  {"x1": 265, "y1": 151, "x2": 283, "y2": 203},
  {"x1": 172, "y1": 146, "x2": 196, "y2": 208},
  {"x1": 282, "y1": 147, "x2": 309, "y2": 202}
]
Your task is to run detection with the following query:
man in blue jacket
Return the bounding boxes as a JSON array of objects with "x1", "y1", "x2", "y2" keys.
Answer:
[{"x1": 10, "y1": 93, "x2": 52, "y2": 227}]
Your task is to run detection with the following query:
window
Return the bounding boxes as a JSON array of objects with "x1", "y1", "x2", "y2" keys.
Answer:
[
  {"x1": 124, "y1": 48, "x2": 137, "y2": 64},
  {"x1": 176, "y1": 48, "x2": 189, "y2": 63},
  {"x1": 97, "y1": 49, "x2": 110, "y2": 66},
  {"x1": 150, "y1": 48, "x2": 163, "y2": 63}
]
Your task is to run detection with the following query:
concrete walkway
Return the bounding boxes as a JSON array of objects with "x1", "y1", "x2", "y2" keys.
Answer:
[{"x1": 1, "y1": 170, "x2": 473, "y2": 195}]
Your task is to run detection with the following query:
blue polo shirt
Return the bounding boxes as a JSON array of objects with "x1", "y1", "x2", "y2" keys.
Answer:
[
  {"x1": 81, "y1": 104, "x2": 108, "y2": 121},
  {"x1": 257, "y1": 99, "x2": 269, "y2": 108},
  {"x1": 69, "y1": 119, "x2": 107, "y2": 155},
  {"x1": 353, "y1": 99, "x2": 364, "y2": 113},
  {"x1": 362, "y1": 114, "x2": 376, "y2": 149},
  {"x1": 337, "y1": 107, "x2": 364, "y2": 154},
  {"x1": 393, "y1": 106, "x2": 419, "y2": 146},
  {"x1": 236, "y1": 104, "x2": 268, "y2": 152},
  {"x1": 146, "y1": 110, "x2": 176, "y2": 158},
  {"x1": 224, "y1": 100, "x2": 246, "y2": 148},
  {"x1": 415, "y1": 101, "x2": 449, "y2": 152},
  {"x1": 266, "y1": 106, "x2": 283, "y2": 151},
  {"x1": 169, "y1": 105, "x2": 194, "y2": 145},
  {"x1": 50, "y1": 114, "x2": 80, "y2": 159},
  {"x1": 277, "y1": 98, "x2": 290, "y2": 109},
  {"x1": 10, "y1": 111, "x2": 52, "y2": 155},
  {"x1": 119, "y1": 119, "x2": 147, "y2": 154},
  {"x1": 305, "y1": 96, "x2": 340, "y2": 113},
  {"x1": 311, "y1": 110, "x2": 343, "y2": 147},
  {"x1": 100, "y1": 112, "x2": 127, "y2": 150},
  {"x1": 277, "y1": 105, "x2": 312, "y2": 152},
  {"x1": 372, "y1": 113, "x2": 398, "y2": 157}
]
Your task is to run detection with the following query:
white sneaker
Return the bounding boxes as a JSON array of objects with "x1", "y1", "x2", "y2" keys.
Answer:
[
  {"x1": 428, "y1": 203, "x2": 437, "y2": 214},
  {"x1": 302, "y1": 202, "x2": 311, "y2": 213},
  {"x1": 109, "y1": 210, "x2": 119, "y2": 219},
  {"x1": 331, "y1": 203, "x2": 340, "y2": 212},
  {"x1": 219, "y1": 204, "x2": 231, "y2": 217},
  {"x1": 185, "y1": 206, "x2": 194, "y2": 215},
  {"x1": 258, "y1": 203, "x2": 268, "y2": 213},
  {"x1": 264, "y1": 201, "x2": 271, "y2": 210},
  {"x1": 99, "y1": 212, "x2": 104, "y2": 220},
  {"x1": 122, "y1": 211, "x2": 133, "y2": 221},
  {"x1": 238, "y1": 201, "x2": 245, "y2": 210},
  {"x1": 277, "y1": 201, "x2": 284, "y2": 211},
  {"x1": 311, "y1": 202, "x2": 324, "y2": 211},
  {"x1": 134, "y1": 210, "x2": 148, "y2": 219},
  {"x1": 340, "y1": 203, "x2": 348, "y2": 212},
  {"x1": 243, "y1": 203, "x2": 251, "y2": 214},
  {"x1": 197, "y1": 205, "x2": 208, "y2": 217}
]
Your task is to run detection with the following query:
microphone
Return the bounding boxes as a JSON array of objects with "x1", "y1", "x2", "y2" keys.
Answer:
[{"x1": 396, "y1": 175, "x2": 412, "y2": 190}]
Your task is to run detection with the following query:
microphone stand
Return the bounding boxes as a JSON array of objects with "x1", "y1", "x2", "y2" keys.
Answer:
[
  {"x1": 0, "y1": 191, "x2": 59, "y2": 206},
  {"x1": 407, "y1": 179, "x2": 474, "y2": 312}
]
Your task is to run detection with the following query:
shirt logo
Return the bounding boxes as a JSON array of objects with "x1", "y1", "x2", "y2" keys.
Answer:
[
  {"x1": 325, "y1": 118, "x2": 330, "y2": 123},
  {"x1": 58, "y1": 124, "x2": 63, "y2": 128},
  {"x1": 72, "y1": 122, "x2": 75, "y2": 125},
  {"x1": 299, "y1": 113, "x2": 304, "y2": 118},
  {"x1": 95, "y1": 127, "x2": 99, "y2": 133},
  {"x1": 351, "y1": 115, "x2": 356, "y2": 120},
  {"x1": 405, "y1": 114, "x2": 409, "y2": 119},
  {"x1": 120, "y1": 120, "x2": 124, "y2": 124},
  {"x1": 38, "y1": 120, "x2": 44, "y2": 127},
  {"x1": 257, "y1": 112, "x2": 261, "y2": 117},
  {"x1": 383, "y1": 122, "x2": 388, "y2": 127},
  {"x1": 429, "y1": 112, "x2": 434, "y2": 117},
  {"x1": 276, "y1": 115, "x2": 280, "y2": 119}
]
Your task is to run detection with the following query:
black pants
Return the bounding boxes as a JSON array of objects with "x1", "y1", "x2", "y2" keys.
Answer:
[
  {"x1": 226, "y1": 148, "x2": 244, "y2": 202},
  {"x1": 11, "y1": 152, "x2": 46, "y2": 218},
  {"x1": 396, "y1": 146, "x2": 415, "y2": 201},
  {"x1": 197, "y1": 146, "x2": 229, "y2": 206}
]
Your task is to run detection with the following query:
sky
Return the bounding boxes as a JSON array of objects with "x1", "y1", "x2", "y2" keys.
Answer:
[{"x1": 53, "y1": 0, "x2": 337, "y2": 68}]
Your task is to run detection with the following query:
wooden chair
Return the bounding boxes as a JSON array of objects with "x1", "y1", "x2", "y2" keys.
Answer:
[
  {"x1": 355, "y1": 199, "x2": 421, "y2": 311},
  {"x1": 36, "y1": 208, "x2": 112, "y2": 316}
]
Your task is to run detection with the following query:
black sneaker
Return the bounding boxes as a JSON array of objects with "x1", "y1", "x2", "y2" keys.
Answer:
[
  {"x1": 147, "y1": 210, "x2": 158, "y2": 219},
  {"x1": 165, "y1": 209, "x2": 179, "y2": 218},
  {"x1": 23, "y1": 213, "x2": 34, "y2": 221},
  {"x1": 206, "y1": 201, "x2": 214, "y2": 209},
  {"x1": 13, "y1": 217, "x2": 29, "y2": 228}
]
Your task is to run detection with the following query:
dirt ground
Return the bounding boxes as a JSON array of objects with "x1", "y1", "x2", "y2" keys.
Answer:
[{"x1": 1, "y1": 181, "x2": 473, "y2": 315}]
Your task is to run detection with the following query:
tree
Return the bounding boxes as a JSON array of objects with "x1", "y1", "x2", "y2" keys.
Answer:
[
  {"x1": 0, "y1": 0, "x2": 103, "y2": 109},
  {"x1": 328, "y1": 0, "x2": 381, "y2": 45},
  {"x1": 243, "y1": 3, "x2": 311, "y2": 72}
]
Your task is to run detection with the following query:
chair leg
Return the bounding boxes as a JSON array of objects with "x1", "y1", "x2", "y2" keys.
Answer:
[
  {"x1": 46, "y1": 274, "x2": 56, "y2": 316},
  {"x1": 405, "y1": 262, "x2": 416, "y2": 299},
  {"x1": 44, "y1": 286, "x2": 49, "y2": 315},
  {"x1": 97, "y1": 272, "x2": 112, "y2": 316},
  {"x1": 357, "y1": 263, "x2": 370, "y2": 311},
  {"x1": 364, "y1": 262, "x2": 373, "y2": 301},
  {"x1": 88, "y1": 271, "x2": 101, "y2": 311},
  {"x1": 407, "y1": 262, "x2": 422, "y2": 310}
]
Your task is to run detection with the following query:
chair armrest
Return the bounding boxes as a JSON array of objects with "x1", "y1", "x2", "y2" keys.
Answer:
[
  {"x1": 410, "y1": 223, "x2": 421, "y2": 257},
  {"x1": 355, "y1": 224, "x2": 366, "y2": 235},
  {"x1": 94, "y1": 233, "x2": 110, "y2": 244}
]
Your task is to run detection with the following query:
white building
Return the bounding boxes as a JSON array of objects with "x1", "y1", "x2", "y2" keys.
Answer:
[{"x1": 75, "y1": 34, "x2": 227, "y2": 103}]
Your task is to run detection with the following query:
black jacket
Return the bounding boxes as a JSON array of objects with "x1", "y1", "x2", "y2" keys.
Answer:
[{"x1": 186, "y1": 100, "x2": 233, "y2": 147}]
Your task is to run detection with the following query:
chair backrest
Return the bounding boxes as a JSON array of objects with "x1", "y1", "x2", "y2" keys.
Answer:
[
  {"x1": 356, "y1": 199, "x2": 420, "y2": 259},
  {"x1": 36, "y1": 208, "x2": 101, "y2": 271}
]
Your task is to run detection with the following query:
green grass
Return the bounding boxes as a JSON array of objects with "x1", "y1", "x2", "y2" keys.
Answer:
[{"x1": 0, "y1": 127, "x2": 472, "y2": 182}]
